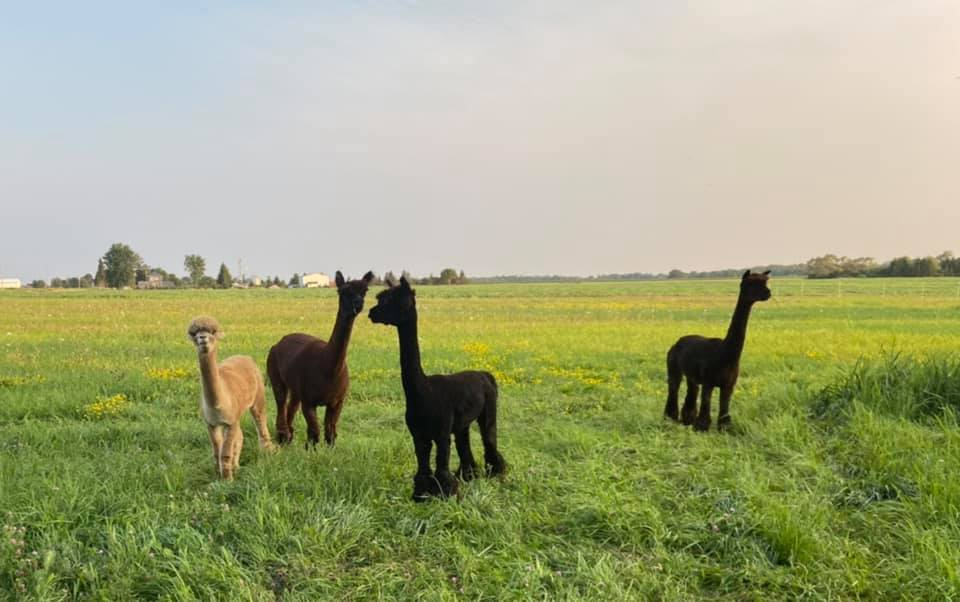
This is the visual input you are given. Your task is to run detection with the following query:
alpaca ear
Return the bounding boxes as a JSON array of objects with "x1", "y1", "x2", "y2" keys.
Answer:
[
  {"x1": 400, "y1": 276, "x2": 410, "y2": 289},
  {"x1": 742, "y1": 269, "x2": 751, "y2": 279},
  {"x1": 362, "y1": 271, "x2": 374, "y2": 284},
  {"x1": 335, "y1": 271, "x2": 345, "y2": 288},
  {"x1": 385, "y1": 276, "x2": 396, "y2": 288},
  {"x1": 762, "y1": 270, "x2": 771, "y2": 276}
]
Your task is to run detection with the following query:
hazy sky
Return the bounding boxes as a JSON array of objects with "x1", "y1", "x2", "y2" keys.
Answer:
[{"x1": 2, "y1": 1, "x2": 958, "y2": 281}]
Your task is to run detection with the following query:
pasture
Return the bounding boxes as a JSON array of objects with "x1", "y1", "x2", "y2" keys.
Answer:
[{"x1": 1, "y1": 278, "x2": 959, "y2": 600}]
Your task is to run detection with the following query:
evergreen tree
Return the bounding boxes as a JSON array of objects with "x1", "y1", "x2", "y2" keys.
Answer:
[
  {"x1": 94, "y1": 259, "x2": 107, "y2": 288},
  {"x1": 217, "y1": 263, "x2": 233, "y2": 288}
]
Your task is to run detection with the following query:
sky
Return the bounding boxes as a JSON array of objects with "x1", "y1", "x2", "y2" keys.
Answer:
[{"x1": 1, "y1": 1, "x2": 958, "y2": 282}]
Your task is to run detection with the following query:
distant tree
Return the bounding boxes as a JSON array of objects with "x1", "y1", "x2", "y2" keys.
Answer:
[
  {"x1": 67, "y1": 277, "x2": 80, "y2": 288},
  {"x1": 888, "y1": 256, "x2": 913, "y2": 277},
  {"x1": 94, "y1": 259, "x2": 107, "y2": 288},
  {"x1": 102, "y1": 243, "x2": 143, "y2": 288},
  {"x1": 289, "y1": 273, "x2": 300, "y2": 287},
  {"x1": 135, "y1": 267, "x2": 150, "y2": 284},
  {"x1": 439, "y1": 268, "x2": 458, "y2": 285},
  {"x1": 806, "y1": 254, "x2": 842, "y2": 278},
  {"x1": 458, "y1": 270, "x2": 467, "y2": 284},
  {"x1": 912, "y1": 256, "x2": 939, "y2": 277},
  {"x1": 184, "y1": 254, "x2": 206, "y2": 285},
  {"x1": 939, "y1": 251, "x2": 960, "y2": 276},
  {"x1": 197, "y1": 276, "x2": 217, "y2": 288},
  {"x1": 384, "y1": 270, "x2": 397, "y2": 285},
  {"x1": 50, "y1": 277, "x2": 65, "y2": 288},
  {"x1": 667, "y1": 269, "x2": 686, "y2": 279},
  {"x1": 217, "y1": 263, "x2": 233, "y2": 288},
  {"x1": 30, "y1": 280, "x2": 46, "y2": 288},
  {"x1": 79, "y1": 273, "x2": 94, "y2": 288}
]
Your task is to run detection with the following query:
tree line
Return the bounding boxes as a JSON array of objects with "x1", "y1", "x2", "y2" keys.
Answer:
[
  {"x1": 31, "y1": 243, "x2": 471, "y2": 289},
  {"x1": 805, "y1": 251, "x2": 960, "y2": 279}
]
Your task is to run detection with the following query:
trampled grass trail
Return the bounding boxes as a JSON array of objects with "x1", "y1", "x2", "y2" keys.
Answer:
[{"x1": 1, "y1": 279, "x2": 959, "y2": 599}]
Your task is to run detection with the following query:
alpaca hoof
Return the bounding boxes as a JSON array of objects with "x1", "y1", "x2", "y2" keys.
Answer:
[
  {"x1": 276, "y1": 432, "x2": 293, "y2": 445},
  {"x1": 664, "y1": 403, "x2": 679, "y2": 422},
  {"x1": 437, "y1": 471, "x2": 459, "y2": 498},
  {"x1": 693, "y1": 418, "x2": 711, "y2": 432},
  {"x1": 456, "y1": 463, "x2": 478, "y2": 482},
  {"x1": 717, "y1": 415, "x2": 732, "y2": 431},
  {"x1": 681, "y1": 411, "x2": 697, "y2": 426},
  {"x1": 413, "y1": 474, "x2": 442, "y2": 500},
  {"x1": 486, "y1": 456, "x2": 507, "y2": 477}
]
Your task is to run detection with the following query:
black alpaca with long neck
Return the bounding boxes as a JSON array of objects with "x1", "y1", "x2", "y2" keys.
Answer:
[
  {"x1": 664, "y1": 270, "x2": 772, "y2": 431},
  {"x1": 368, "y1": 276, "x2": 506, "y2": 501}
]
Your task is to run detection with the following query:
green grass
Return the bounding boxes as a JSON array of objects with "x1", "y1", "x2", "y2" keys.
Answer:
[{"x1": 1, "y1": 278, "x2": 959, "y2": 599}]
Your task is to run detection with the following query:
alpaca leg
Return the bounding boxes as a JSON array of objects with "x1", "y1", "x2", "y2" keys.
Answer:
[
  {"x1": 478, "y1": 404, "x2": 507, "y2": 476},
  {"x1": 412, "y1": 436, "x2": 439, "y2": 502},
  {"x1": 208, "y1": 425, "x2": 225, "y2": 478},
  {"x1": 250, "y1": 389, "x2": 275, "y2": 450},
  {"x1": 680, "y1": 379, "x2": 699, "y2": 425},
  {"x1": 433, "y1": 435, "x2": 458, "y2": 498},
  {"x1": 718, "y1": 386, "x2": 734, "y2": 431},
  {"x1": 664, "y1": 353, "x2": 681, "y2": 421},
  {"x1": 220, "y1": 426, "x2": 243, "y2": 480},
  {"x1": 694, "y1": 385, "x2": 714, "y2": 432},
  {"x1": 230, "y1": 427, "x2": 244, "y2": 471},
  {"x1": 454, "y1": 427, "x2": 478, "y2": 481},
  {"x1": 302, "y1": 404, "x2": 321, "y2": 448},
  {"x1": 323, "y1": 400, "x2": 344, "y2": 447},
  {"x1": 272, "y1": 380, "x2": 291, "y2": 444},
  {"x1": 284, "y1": 398, "x2": 302, "y2": 444}
]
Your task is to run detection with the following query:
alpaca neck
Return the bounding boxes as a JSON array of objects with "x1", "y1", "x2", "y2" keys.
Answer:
[
  {"x1": 396, "y1": 311, "x2": 427, "y2": 399},
  {"x1": 198, "y1": 349, "x2": 226, "y2": 407},
  {"x1": 326, "y1": 306, "x2": 357, "y2": 372},
  {"x1": 723, "y1": 294, "x2": 754, "y2": 360}
]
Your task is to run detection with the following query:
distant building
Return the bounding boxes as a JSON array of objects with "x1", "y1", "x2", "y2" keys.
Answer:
[
  {"x1": 298, "y1": 272, "x2": 331, "y2": 288},
  {"x1": 0, "y1": 278, "x2": 21, "y2": 289},
  {"x1": 136, "y1": 272, "x2": 174, "y2": 289}
]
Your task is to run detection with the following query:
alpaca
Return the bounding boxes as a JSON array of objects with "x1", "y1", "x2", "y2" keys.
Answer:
[
  {"x1": 187, "y1": 316, "x2": 273, "y2": 480},
  {"x1": 267, "y1": 270, "x2": 374, "y2": 446},
  {"x1": 368, "y1": 276, "x2": 506, "y2": 501},
  {"x1": 664, "y1": 270, "x2": 772, "y2": 432}
]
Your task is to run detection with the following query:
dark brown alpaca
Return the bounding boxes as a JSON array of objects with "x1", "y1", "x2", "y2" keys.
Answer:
[
  {"x1": 664, "y1": 270, "x2": 771, "y2": 431},
  {"x1": 267, "y1": 270, "x2": 374, "y2": 446},
  {"x1": 368, "y1": 276, "x2": 507, "y2": 501}
]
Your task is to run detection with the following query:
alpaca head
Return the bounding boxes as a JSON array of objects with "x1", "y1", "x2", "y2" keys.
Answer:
[
  {"x1": 187, "y1": 316, "x2": 223, "y2": 355},
  {"x1": 368, "y1": 276, "x2": 416, "y2": 326},
  {"x1": 335, "y1": 270, "x2": 375, "y2": 317},
  {"x1": 740, "y1": 270, "x2": 772, "y2": 303}
]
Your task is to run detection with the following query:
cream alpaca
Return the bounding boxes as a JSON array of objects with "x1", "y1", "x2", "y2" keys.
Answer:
[{"x1": 187, "y1": 316, "x2": 273, "y2": 479}]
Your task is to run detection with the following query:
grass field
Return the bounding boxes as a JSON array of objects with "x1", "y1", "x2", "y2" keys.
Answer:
[{"x1": 2, "y1": 278, "x2": 960, "y2": 600}]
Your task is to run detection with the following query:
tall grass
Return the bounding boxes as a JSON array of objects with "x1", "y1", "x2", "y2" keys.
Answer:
[{"x1": 813, "y1": 352, "x2": 960, "y2": 422}]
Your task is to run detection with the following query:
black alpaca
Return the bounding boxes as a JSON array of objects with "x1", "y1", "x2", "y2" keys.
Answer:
[
  {"x1": 664, "y1": 270, "x2": 771, "y2": 431},
  {"x1": 368, "y1": 276, "x2": 507, "y2": 501}
]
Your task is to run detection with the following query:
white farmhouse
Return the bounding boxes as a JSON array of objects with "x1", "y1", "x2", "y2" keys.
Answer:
[
  {"x1": 0, "y1": 278, "x2": 22, "y2": 289},
  {"x1": 298, "y1": 272, "x2": 331, "y2": 288}
]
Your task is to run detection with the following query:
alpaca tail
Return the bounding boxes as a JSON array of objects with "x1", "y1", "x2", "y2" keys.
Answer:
[
  {"x1": 479, "y1": 372, "x2": 507, "y2": 476},
  {"x1": 664, "y1": 346, "x2": 682, "y2": 421}
]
